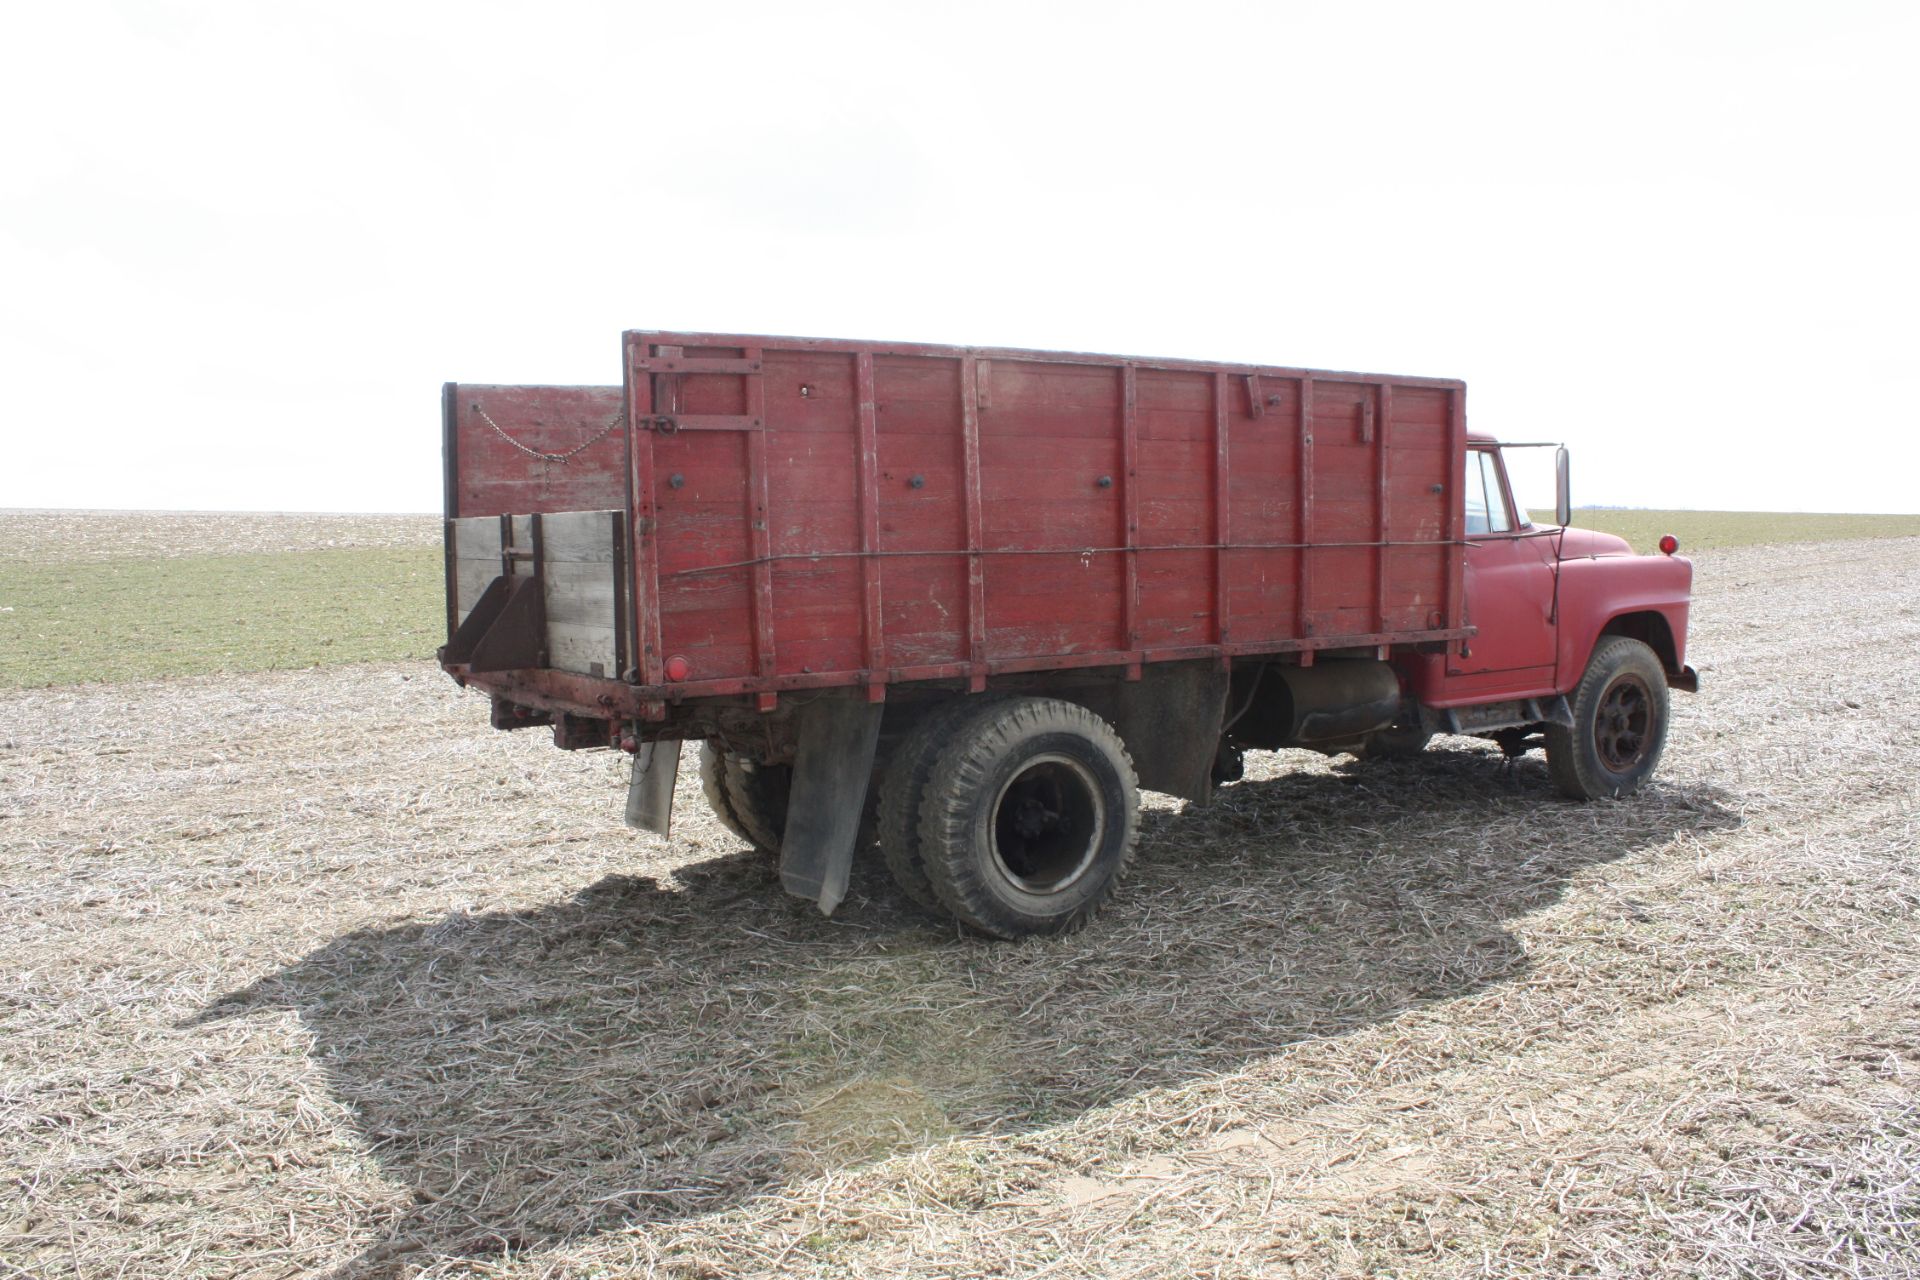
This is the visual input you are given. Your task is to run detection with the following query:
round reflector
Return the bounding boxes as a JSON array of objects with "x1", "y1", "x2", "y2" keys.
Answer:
[
  {"x1": 1658, "y1": 534, "x2": 1679, "y2": 555},
  {"x1": 664, "y1": 655, "x2": 692, "y2": 681}
]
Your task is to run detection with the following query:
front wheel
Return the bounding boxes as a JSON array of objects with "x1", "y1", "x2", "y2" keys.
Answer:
[
  {"x1": 917, "y1": 698, "x2": 1139, "y2": 939},
  {"x1": 1546, "y1": 637, "x2": 1671, "y2": 799}
]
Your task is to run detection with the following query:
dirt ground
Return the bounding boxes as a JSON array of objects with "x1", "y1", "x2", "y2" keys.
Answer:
[{"x1": 3, "y1": 534, "x2": 1916, "y2": 1279}]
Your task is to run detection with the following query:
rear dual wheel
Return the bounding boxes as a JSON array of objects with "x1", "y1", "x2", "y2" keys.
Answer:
[
  {"x1": 697, "y1": 745, "x2": 792, "y2": 857},
  {"x1": 904, "y1": 697, "x2": 1139, "y2": 940},
  {"x1": 698, "y1": 744, "x2": 878, "y2": 858},
  {"x1": 875, "y1": 698, "x2": 1000, "y2": 913}
]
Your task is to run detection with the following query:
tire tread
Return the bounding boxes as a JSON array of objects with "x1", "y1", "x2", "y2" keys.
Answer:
[
  {"x1": 876, "y1": 698, "x2": 997, "y2": 914},
  {"x1": 916, "y1": 697, "x2": 1139, "y2": 939},
  {"x1": 1546, "y1": 636, "x2": 1670, "y2": 800}
]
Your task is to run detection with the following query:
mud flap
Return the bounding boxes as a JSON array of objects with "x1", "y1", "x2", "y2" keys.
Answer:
[
  {"x1": 778, "y1": 697, "x2": 885, "y2": 915},
  {"x1": 623, "y1": 739, "x2": 682, "y2": 836}
]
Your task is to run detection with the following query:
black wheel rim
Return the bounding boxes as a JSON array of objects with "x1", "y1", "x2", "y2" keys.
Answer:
[
  {"x1": 1594, "y1": 674, "x2": 1654, "y2": 772},
  {"x1": 989, "y1": 753, "x2": 1104, "y2": 895}
]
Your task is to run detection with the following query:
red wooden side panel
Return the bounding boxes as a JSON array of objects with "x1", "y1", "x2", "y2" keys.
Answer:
[
  {"x1": 874, "y1": 356, "x2": 967, "y2": 667},
  {"x1": 600, "y1": 333, "x2": 1470, "y2": 699},
  {"x1": 1308, "y1": 378, "x2": 1382, "y2": 637},
  {"x1": 651, "y1": 422, "x2": 754, "y2": 681},
  {"x1": 1381, "y1": 385, "x2": 1454, "y2": 632},
  {"x1": 1223, "y1": 376, "x2": 1301, "y2": 646},
  {"x1": 761, "y1": 347, "x2": 863, "y2": 677},
  {"x1": 1135, "y1": 368, "x2": 1217, "y2": 650},
  {"x1": 979, "y1": 359, "x2": 1125, "y2": 658},
  {"x1": 444, "y1": 384, "x2": 625, "y2": 519}
]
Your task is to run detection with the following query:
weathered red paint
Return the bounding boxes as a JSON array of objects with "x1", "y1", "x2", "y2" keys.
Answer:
[{"x1": 441, "y1": 332, "x2": 1691, "y2": 729}]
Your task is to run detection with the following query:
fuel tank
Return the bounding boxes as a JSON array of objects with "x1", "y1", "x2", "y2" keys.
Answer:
[{"x1": 1228, "y1": 660, "x2": 1402, "y2": 750}]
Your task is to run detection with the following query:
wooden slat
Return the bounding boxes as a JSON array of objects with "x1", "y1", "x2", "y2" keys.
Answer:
[
  {"x1": 1213, "y1": 371, "x2": 1230, "y2": 645},
  {"x1": 744, "y1": 347, "x2": 777, "y2": 701},
  {"x1": 542, "y1": 558, "x2": 620, "y2": 611},
  {"x1": 626, "y1": 339, "x2": 665, "y2": 687},
  {"x1": 662, "y1": 414, "x2": 764, "y2": 432},
  {"x1": 1120, "y1": 364, "x2": 1140, "y2": 657},
  {"x1": 855, "y1": 352, "x2": 885, "y2": 693},
  {"x1": 452, "y1": 515, "x2": 503, "y2": 563},
  {"x1": 960, "y1": 353, "x2": 987, "y2": 689},
  {"x1": 1444, "y1": 384, "x2": 1467, "y2": 639},
  {"x1": 536, "y1": 509, "x2": 622, "y2": 562},
  {"x1": 628, "y1": 355, "x2": 762, "y2": 374},
  {"x1": 1376, "y1": 383, "x2": 1391, "y2": 632},
  {"x1": 1297, "y1": 375, "x2": 1315, "y2": 640},
  {"x1": 441, "y1": 383, "x2": 460, "y2": 644},
  {"x1": 545, "y1": 620, "x2": 618, "y2": 677},
  {"x1": 453, "y1": 555, "x2": 498, "y2": 625}
]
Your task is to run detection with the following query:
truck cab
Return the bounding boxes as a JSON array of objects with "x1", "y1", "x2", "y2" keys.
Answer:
[{"x1": 1372, "y1": 435, "x2": 1697, "y2": 798}]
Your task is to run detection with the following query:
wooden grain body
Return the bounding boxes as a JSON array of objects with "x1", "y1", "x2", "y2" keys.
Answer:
[{"x1": 444, "y1": 333, "x2": 1467, "y2": 702}]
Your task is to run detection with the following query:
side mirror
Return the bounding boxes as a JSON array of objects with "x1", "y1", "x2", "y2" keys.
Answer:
[{"x1": 1555, "y1": 446, "x2": 1571, "y2": 528}]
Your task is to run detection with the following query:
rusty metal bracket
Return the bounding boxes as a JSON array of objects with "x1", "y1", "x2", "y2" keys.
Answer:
[
  {"x1": 629, "y1": 355, "x2": 763, "y2": 374},
  {"x1": 445, "y1": 575, "x2": 547, "y2": 673},
  {"x1": 636, "y1": 414, "x2": 764, "y2": 434}
]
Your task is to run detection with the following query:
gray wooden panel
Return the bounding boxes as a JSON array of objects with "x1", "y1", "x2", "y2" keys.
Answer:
[
  {"x1": 449, "y1": 509, "x2": 623, "y2": 674},
  {"x1": 453, "y1": 516, "x2": 503, "y2": 563},
  {"x1": 454, "y1": 557, "x2": 497, "y2": 627},
  {"x1": 538, "y1": 510, "x2": 620, "y2": 563},
  {"x1": 452, "y1": 516, "x2": 504, "y2": 622},
  {"x1": 544, "y1": 563, "x2": 619, "y2": 625},
  {"x1": 540, "y1": 510, "x2": 620, "y2": 675},
  {"x1": 547, "y1": 621, "x2": 619, "y2": 677}
]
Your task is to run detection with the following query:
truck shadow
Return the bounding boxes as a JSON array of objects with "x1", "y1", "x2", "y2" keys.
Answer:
[{"x1": 194, "y1": 746, "x2": 1737, "y2": 1276}]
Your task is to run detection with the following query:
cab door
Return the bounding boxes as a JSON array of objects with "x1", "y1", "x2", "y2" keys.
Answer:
[{"x1": 1449, "y1": 447, "x2": 1558, "y2": 680}]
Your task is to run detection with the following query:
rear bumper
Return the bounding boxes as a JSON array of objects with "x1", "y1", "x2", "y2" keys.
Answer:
[{"x1": 441, "y1": 658, "x2": 657, "y2": 720}]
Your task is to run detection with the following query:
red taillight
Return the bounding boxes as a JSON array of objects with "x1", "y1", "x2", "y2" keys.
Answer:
[
  {"x1": 1658, "y1": 534, "x2": 1679, "y2": 556},
  {"x1": 664, "y1": 654, "x2": 692, "y2": 681}
]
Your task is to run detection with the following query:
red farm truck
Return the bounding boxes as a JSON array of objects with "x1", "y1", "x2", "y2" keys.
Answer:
[{"x1": 439, "y1": 331, "x2": 1697, "y2": 939}]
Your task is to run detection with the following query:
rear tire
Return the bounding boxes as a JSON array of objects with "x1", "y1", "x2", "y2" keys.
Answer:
[
  {"x1": 722, "y1": 753, "x2": 792, "y2": 856},
  {"x1": 876, "y1": 699, "x2": 997, "y2": 914},
  {"x1": 917, "y1": 698, "x2": 1138, "y2": 940},
  {"x1": 699, "y1": 743, "x2": 758, "y2": 848},
  {"x1": 706, "y1": 746, "x2": 879, "y2": 861},
  {"x1": 1546, "y1": 636, "x2": 1670, "y2": 800}
]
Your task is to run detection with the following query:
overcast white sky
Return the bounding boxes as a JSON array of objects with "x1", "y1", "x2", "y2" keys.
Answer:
[{"x1": 3, "y1": 1, "x2": 1916, "y2": 514}]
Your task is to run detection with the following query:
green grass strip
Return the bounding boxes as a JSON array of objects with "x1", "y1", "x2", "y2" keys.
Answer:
[{"x1": 0, "y1": 547, "x2": 442, "y2": 689}]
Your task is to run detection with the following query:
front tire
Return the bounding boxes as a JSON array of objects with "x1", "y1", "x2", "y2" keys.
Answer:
[
  {"x1": 1546, "y1": 636, "x2": 1671, "y2": 799},
  {"x1": 917, "y1": 698, "x2": 1139, "y2": 939}
]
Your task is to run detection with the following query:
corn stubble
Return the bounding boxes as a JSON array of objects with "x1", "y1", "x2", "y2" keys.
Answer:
[{"x1": 2, "y1": 520, "x2": 1916, "y2": 1278}]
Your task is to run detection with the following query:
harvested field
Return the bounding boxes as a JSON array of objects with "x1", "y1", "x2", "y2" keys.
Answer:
[
  {"x1": 0, "y1": 510, "x2": 439, "y2": 564},
  {"x1": 2, "y1": 525, "x2": 1918, "y2": 1279},
  {"x1": 1532, "y1": 508, "x2": 1920, "y2": 554}
]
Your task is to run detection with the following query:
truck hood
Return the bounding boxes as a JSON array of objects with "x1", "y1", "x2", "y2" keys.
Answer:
[{"x1": 1552, "y1": 526, "x2": 1636, "y2": 558}]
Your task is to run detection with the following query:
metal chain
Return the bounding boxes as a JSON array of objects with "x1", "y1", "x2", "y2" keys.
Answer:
[{"x1": 473, "y1": 404, "x2": 621, "y2": 463}]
